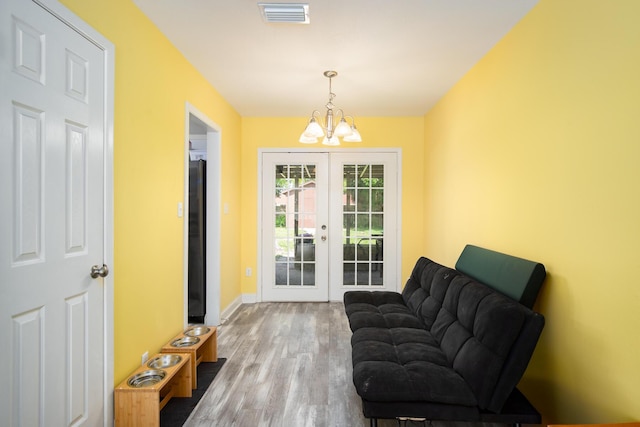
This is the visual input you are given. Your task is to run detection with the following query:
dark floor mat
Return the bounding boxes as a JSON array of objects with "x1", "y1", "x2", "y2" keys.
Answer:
[{"x1": 160, "y1": 358, "x2": 227, "y2": 426}]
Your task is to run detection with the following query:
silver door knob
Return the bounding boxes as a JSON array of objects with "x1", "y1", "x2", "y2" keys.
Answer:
[
  {"x1": 90, "y1": 264, "x2": 109, "y2": 279},
  {"x1": 321, "y1": 235, "x2": 327, "y2": 241}
]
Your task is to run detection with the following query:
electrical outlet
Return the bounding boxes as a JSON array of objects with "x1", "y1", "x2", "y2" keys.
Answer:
[
  {"x1": 245, "y1": 267, "x2": 252, "y2": 277},
  {"x1": 141, "y1": 351, "x2": 149, "y2": 365}
]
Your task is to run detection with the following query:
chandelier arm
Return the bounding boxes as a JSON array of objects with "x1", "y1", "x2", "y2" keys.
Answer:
[{"x1": 311, "y1": 110, "x2": 326, "y2": 129}]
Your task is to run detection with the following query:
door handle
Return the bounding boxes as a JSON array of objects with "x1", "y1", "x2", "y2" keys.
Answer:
[
  {"x1": 90, "y1": 264, "x2": 109, "y2": 279},
  {"x1": 321, "y1": 236, "x2": 327, "y2": 241}
]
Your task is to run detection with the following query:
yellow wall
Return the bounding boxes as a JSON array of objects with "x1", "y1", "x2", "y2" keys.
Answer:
[
  {"x1": 59, "y1": 0, "x2": 243, "y2": 384},
  {"x1": 240, "y1": 117, "x2": 425, "y2": 295},
  {"x1": 424, "y1": 0, "x2": 640, "y2": 423}
]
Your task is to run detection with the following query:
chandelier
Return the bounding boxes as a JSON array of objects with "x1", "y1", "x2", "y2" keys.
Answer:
[{"x1": 299, "y1": 70, "x2": 362, "y2": 145}]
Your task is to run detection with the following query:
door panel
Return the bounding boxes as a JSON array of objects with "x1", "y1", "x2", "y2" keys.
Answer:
[
  {"x1": 328, "y1": 153, "x2": 398, "y2": 300},
  {"x1": 262, "y1": 153, "x2": 329, "y2": 301},
  {"x1": 0, "y1": 0, "x2": 107, "y2": 424}
]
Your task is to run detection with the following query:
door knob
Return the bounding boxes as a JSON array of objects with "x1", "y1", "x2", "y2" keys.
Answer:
[
  {"x1": 90, "y1": 264, "x2": 109, "y2": 279},
  {"x1": 321, "y1": 235, "x2": 327, "y2": 241}
]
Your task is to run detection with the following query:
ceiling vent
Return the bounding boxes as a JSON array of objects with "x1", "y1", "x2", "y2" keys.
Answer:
[{"x1": 258, "y1": 3, "x2": 310, "y2": 24}]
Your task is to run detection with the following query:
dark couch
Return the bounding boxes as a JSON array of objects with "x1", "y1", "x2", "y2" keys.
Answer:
[{"x1": 344, "y1": 248, "x2": 546, "y2": 427}]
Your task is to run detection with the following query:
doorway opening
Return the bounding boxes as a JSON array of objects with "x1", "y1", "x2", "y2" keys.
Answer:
[{"x1": 184, "y1": 103, "x2": 221, "y2": 326}]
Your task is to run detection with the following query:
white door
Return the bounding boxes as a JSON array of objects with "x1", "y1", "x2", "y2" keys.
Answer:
[
  {"x1": 0, "y1": 0, "x2": 110, "y2": 425},
  {"x1": 260, "y1": 151, "x2": 400, "y2": 302},
  {"x1": 261, "y1": 153, "x2": 330, "y2": 301},
  {"x1": 328, "y1": 152, "x2": 399, "y2": 300}
]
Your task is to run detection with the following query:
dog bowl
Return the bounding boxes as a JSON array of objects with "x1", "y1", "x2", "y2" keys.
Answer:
[
  {"x1": 147, "y1": 354, "x2": 182, "y2": 369},
  {"x1": 184, "y1": 326, "x2": 210, "y2": 337},
  {"x1": 170, "y1": 336, "x2": 200, "y2": 347},
  {"x1": 127, "y1": 369, "x2": 166, "y2": 388}
]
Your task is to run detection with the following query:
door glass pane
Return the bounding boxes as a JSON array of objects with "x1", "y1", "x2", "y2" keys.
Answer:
[
  {"x1": 342, "y1": 164, "x2": 384, "y2": 286},
  {"x1": 274, "y1": 164, "x2": 316, "y2": 287}
]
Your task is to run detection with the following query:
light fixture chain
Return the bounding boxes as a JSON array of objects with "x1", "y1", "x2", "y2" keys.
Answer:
[{"x1": 327, "y1": 74, "x2": 335, "y2": 107}]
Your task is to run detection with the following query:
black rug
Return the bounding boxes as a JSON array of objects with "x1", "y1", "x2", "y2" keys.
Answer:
[{"x1": 160, "y1": 358, "x2": 226, "y2": 426}]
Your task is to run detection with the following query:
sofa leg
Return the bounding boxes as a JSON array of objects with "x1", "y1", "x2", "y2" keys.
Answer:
[{"x1": 370, "y1": 418, "x2": 378, "y2": 427}]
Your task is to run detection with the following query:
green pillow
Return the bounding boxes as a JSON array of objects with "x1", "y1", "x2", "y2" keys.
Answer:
[{"x1": 455, "y1": 245, "x2": 546, "y2": 308}]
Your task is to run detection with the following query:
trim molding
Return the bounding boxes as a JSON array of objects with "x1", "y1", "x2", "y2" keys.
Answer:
[
  {"x1": 220, "y1": 295, "x2": 242, "y2": 325},
  {"x1": 183, "y1": 103, "x2": 222, "y2": 328},
  {"x1": 242, "y1": 293, "x2": 257, "y2": 304},
  {"x1": 219, "y1": 294, "x2": 257, "y2": 324}
]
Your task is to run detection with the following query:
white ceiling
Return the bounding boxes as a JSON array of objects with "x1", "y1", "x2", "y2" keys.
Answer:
[{"x1": 134, "y1": 0, "x2": 538, "y2": 117}]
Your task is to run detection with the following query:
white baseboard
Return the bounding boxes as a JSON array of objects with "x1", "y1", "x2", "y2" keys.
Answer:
[
  {"x1": 220, "y1": 295, "x2": 242, "y2": 324},
  {"x1": 219, "y1": 294, "x2": 257, "y2": 325},
  {"x1": 242, "y1": 293, "x2": 257, "y2": 304}
]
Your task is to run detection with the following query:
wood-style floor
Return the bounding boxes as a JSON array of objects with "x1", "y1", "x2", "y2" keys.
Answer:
[{"x1": 184, "y1": 302, "x2": 504, "y2": 427}]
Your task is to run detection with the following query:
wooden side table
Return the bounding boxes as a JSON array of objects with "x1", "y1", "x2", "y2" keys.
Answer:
[
  {"x1": 160, "y1": 325, "x2": 217, "y2": 389},
  {"x1": 114, "y1": 352, "x2": 192, "y2": 427}
]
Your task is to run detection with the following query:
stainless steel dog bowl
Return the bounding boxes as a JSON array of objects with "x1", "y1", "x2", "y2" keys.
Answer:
[
  {"x1": 184, "y1": 326, "x2": 210, "y2": 337},
  {"x1": 170, "y1": 336, "x2": 200, "y2": 347},
  {"x1": 147, "y1": 354, "x2": 182, "y2": 369},
  {"x1": 127, "y1": 369, "x2": 166, "y2": 388}
]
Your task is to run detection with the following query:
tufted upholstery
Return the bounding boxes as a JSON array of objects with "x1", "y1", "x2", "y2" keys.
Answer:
[{"x1": 344, "y1": 257, "x2": 545, "y2": 418}]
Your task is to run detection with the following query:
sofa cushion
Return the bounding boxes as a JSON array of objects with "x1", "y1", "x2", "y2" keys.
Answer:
[
  {"x1": 344, "y1": 290, "x2": 405, "y2": 308},
  {"x1": 352, "y1": 360, "x2": 478, "y2": 406},
  {"x1": 344, "y1": 291, "x2": 424, "y2": 331},
  {"x1": 351, "y1": 327, "x2": 439, "y2": 347},
  {"x1": 351, "y1": 328, "x2": 446, "y2": 366}
]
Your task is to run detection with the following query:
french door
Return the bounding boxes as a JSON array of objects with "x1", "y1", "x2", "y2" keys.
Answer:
[{"x1": 260, "y1": 151, "x2": 399, "y2": 302}]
